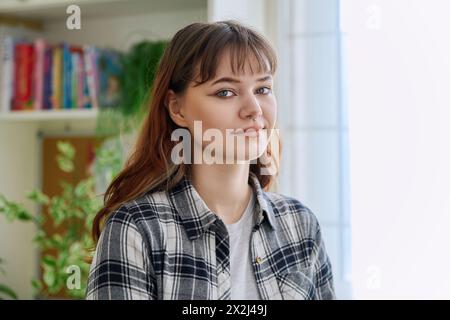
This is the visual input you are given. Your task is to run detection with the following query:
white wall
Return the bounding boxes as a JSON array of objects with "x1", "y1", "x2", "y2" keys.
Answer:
[
  {"x1": 278, "y1": 0, "x2": 351, "y2": 298},
  {"x1": 45, "y1": 8, "x2": 207, "y2": 50},
  {"x1": 207, "y1": 0, "x2": 266, "y2": 34},
  {"x1": 0, "y1": 122, "x2": 39, "y2": 299},
  {"x1": 342, "y1": 0, "x2": 450, "y2": 299}
]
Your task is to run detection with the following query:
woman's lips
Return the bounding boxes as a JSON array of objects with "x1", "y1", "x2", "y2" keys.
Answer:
[{"x1": 231, "y1": 127, "x2": 264, "y2": 137}]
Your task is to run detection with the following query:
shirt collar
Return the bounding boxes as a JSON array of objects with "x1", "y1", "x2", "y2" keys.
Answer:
[{"x1": 170, "y1": 171, "x2": 277, "y2": 240}]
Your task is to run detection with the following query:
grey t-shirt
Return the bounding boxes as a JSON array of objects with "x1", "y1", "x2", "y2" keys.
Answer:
[{"x1": 225, "y1": 189, "x2": 261, "y2": 300}]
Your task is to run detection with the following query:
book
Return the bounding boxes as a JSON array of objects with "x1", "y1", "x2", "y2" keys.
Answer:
[
  {"x1": 84, "y1": 45, "x2": 99, "y2": 109},
  {"x1": 0, "y1": 32, "x2": 123, "y2": 112},
  {"x1": 34, "y1": 38, "x2": 46, "y2": 110},
  {"x1": 43, "y1": 44, "x2": 53, "y2": 110},
  {"x1": 62, "y1": 42, "x2": 72, "y2": 109},
  {"x1": 76, "y1": 48, "x2": 90, "y2": 109},
  {"x1": 70, "y1": 46, "x2": 84, "y2": 109},
  {"x1": 13, "y1": 42, "x2": 35, "y2": 111},
  {"x1": 98, "y1": 48, "x2": 123, "y2": 110},
  {"x1": 51, "y1": 45, "x2": 62, "y2": 109},
  {"x1": 1, "y1": 36, "x2": 15, "y2": 113},
  {"x1": 72, "y1": 51, "x2": 78, "y2": 109},
  {"x1": 0, "y1": 25, "x2": 41, "y2": 112}
]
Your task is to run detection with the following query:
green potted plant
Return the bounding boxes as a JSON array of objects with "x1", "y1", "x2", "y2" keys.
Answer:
[
  {"x1": 0, "y1": 258, "x2": 18, "y2": 300},
  {"x1": 0, "y1": 141, "x2": 105, "y2": 299}
]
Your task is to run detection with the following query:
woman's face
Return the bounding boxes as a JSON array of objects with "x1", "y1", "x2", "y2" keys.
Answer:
[{"x1": 168, "y1": 50, "x2": 277, "y2": 163}]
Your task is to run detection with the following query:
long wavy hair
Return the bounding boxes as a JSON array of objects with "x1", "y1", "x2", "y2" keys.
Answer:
[{"x1": 92, "y1": 20, "x2": 281, "y2": 243}]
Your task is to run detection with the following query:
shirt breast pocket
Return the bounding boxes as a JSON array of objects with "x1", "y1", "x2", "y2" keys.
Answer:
[{"x1": 275, "y1": 270, "x2": 316, "y2": 300}]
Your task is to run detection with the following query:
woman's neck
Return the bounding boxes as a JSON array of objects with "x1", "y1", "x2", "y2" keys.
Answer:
[{"x1": 190, "y1": 163, "x2": 252, "y2": 224}]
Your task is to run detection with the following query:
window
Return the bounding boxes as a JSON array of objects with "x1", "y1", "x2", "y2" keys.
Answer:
[{"x1": 276, "y1": 0, "x2": 352, "y2": 298}]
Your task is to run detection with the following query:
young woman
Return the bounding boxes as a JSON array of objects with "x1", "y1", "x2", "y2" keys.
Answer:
[{"x1": 86, "y1": 21, "x2": 335, "y2": 300}]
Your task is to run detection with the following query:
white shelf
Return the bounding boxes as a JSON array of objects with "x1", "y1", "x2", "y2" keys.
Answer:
[
  {"x1": 0, "y1": 109, "x2": 98, "y2": 122},
  {"x1": 0, "y1": 0, "x2": 206, "y2": 20}
]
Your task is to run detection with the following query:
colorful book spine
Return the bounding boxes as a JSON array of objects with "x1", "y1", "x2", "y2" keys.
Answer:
[
  {"x1": 98, "y1": 49, "x2": 122, "y2": 109},
  {"x1": 62, "y1": 43, "x2": 72, "y2": 109},
  {"x1": 43, "y1": 45, "x2": 53, "y2": 109},
  {"x1": 70, "y1": 46, "x2": 83, "y2": 109},
  {"x1": 13, "y1": 42, "x2": 35, "y2": 111},
  {"x1": 51, "y1": 45, "x2": 62, "y2": 109},
  {"x1": 1, "y1": 37, "x2": 122, "y2": 113},
  {"x1": 33, "y1": 38, "x2": 45, "y2": 110},
  {"x1": 77, "y1": 51, "x2": 84, "y2": 109},
  {"x1": 81, "y1": 51, "x2": 91, "y2": 109},
  {"x1": 1, "y1": 36, "x2": 14, "y2": 112},
  {"x1": 84, "y1": 45, "x2": 99, "y2": 109},
  {"x1": 71, "y1": 51, "x2": 78, "y2": 109}
]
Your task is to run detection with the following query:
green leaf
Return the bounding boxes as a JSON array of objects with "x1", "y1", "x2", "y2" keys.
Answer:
[
  {"x1": 0, "y1": 259, "x2": 5, "y2": 276},
  {"x1": 49, "y1": 234, "x2": 64, "y2": 250},
  {"x1": 57, "y1": 251, "x2": 69, "y2": 271},
  {"x1": 73, "y1": 209, "x2": 84, "y2": 219},
  {"x1": 56, "y1": 141, "x2": 76, "y2": 173},
  {"x1": 60, "y1": 181, "x2": 74, "y2": 195},
  {"x1": 42, "y1": 255, "x2": 57, "y2": 268},
  {"x1": 74, "y1": 181, "x2": 88, "y2": 198},
  {"x1": 1, "y1": 200, "x2": 32, "y2": 222},
  {"x1": 0, "y1": 284, "x2": 18, "y2": 300},
  {"x1": 14, "y1": 207, "x2": 33, "y2": 221},
  {"x1": 69, "y1": 242, "x2": 82, "y2": 257},
  {"x1": 26, "y1": 189, "x2": 50, "y2": 205},
  {"x1": 49, "y1": 275, "x2": 64, "y2": 295},
  {"x1": 42, "y1": 264, "x2": 56, "y2": 288},
  {"x1": 32, "y1": 230, "x2": 47, "y2": 245},
  {"x1": 56, "y1": 141, "x2": 75, "y2": 160},
  {"x1": 31, "y1": 278, "x2": 43, "y2": 291},
  {"x1": 31, "y1": 278, "x2": 44, "y2": 299},
  {"x1": 56, "y1": 155, "x2": 74, "y2": 173},
  {"x1": 49, "y1": 197, "x2": 69, "y2": 226}
]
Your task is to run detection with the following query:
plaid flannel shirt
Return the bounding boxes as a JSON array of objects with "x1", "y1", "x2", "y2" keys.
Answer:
[{"x1": 86, "y1": 172, "x2": 335, "y2": 300}]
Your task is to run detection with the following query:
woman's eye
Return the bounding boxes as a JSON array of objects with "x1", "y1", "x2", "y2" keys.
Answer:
[
  {"x1": 216, "y1": 90, "x2": 235, "y2": 98},
  {"x1": 256, "y1": 87, "x2": 272, "y2": 95}
]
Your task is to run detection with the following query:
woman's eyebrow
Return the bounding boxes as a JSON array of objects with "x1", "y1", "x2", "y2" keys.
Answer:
[{"x1": 210, "y1": 75, "x2": 272, "y2": 85}]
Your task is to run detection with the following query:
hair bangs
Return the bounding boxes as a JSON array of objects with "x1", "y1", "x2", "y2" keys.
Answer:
[{"x1": 192, "y1": 27, "x2": 277, "y2": 86}]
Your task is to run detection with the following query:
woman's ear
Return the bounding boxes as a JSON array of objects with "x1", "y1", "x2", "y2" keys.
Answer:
[{"x1": 166, "y1": 89, "x2": 188, "y2": 127}]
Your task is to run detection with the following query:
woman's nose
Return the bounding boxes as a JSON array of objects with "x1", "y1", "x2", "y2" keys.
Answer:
[{"x1": 240, "y1": 95, "x2": 263, "y2": 120}]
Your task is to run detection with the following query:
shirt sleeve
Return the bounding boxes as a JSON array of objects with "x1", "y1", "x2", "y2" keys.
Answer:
[
  {"x1": 85, "y1": 205, "x2": 156, "y2": 300},
  {"x1": 309, "y1": 213, "x2": 336, "y2": 300}
]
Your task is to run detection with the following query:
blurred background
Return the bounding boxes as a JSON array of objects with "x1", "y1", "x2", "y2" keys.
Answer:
[{"x1": 1, "y1": 0, "x2": 449, "y2": 300}]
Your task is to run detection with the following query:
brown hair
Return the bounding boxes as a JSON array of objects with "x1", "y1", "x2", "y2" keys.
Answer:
[{"x1": 92, "y1": 20, "x2": 281, "y2": 244}]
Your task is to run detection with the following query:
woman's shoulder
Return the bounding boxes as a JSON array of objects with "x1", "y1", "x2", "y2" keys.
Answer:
[
  {"x1": 262, "y1": 191, "x2": 322, "y2": 233},
  {"x1": 263, "y1": 191, "x2": 313, "y2": 214},
  {"x1": 126, "y1": 189, "x2": 175, "y2": 217},
  {"x1": 105, "y1": 189, "x2": 175, "y2": 226},
  {"x1": 130, "y1": 189, "x2": 173, "y2": 207}
]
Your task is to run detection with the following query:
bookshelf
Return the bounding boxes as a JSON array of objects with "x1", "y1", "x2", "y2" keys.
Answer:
[
  {"x1": 0, "y1": 0, "x2": 273, "y2": 299},
  {"x1": 0, "y1": 109, "x2": 97, "y2": 122}
]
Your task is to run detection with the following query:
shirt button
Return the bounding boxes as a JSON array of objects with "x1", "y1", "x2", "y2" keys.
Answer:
[{"x1": 255, "y1": 256, "x2": 262, "y2": 264}]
